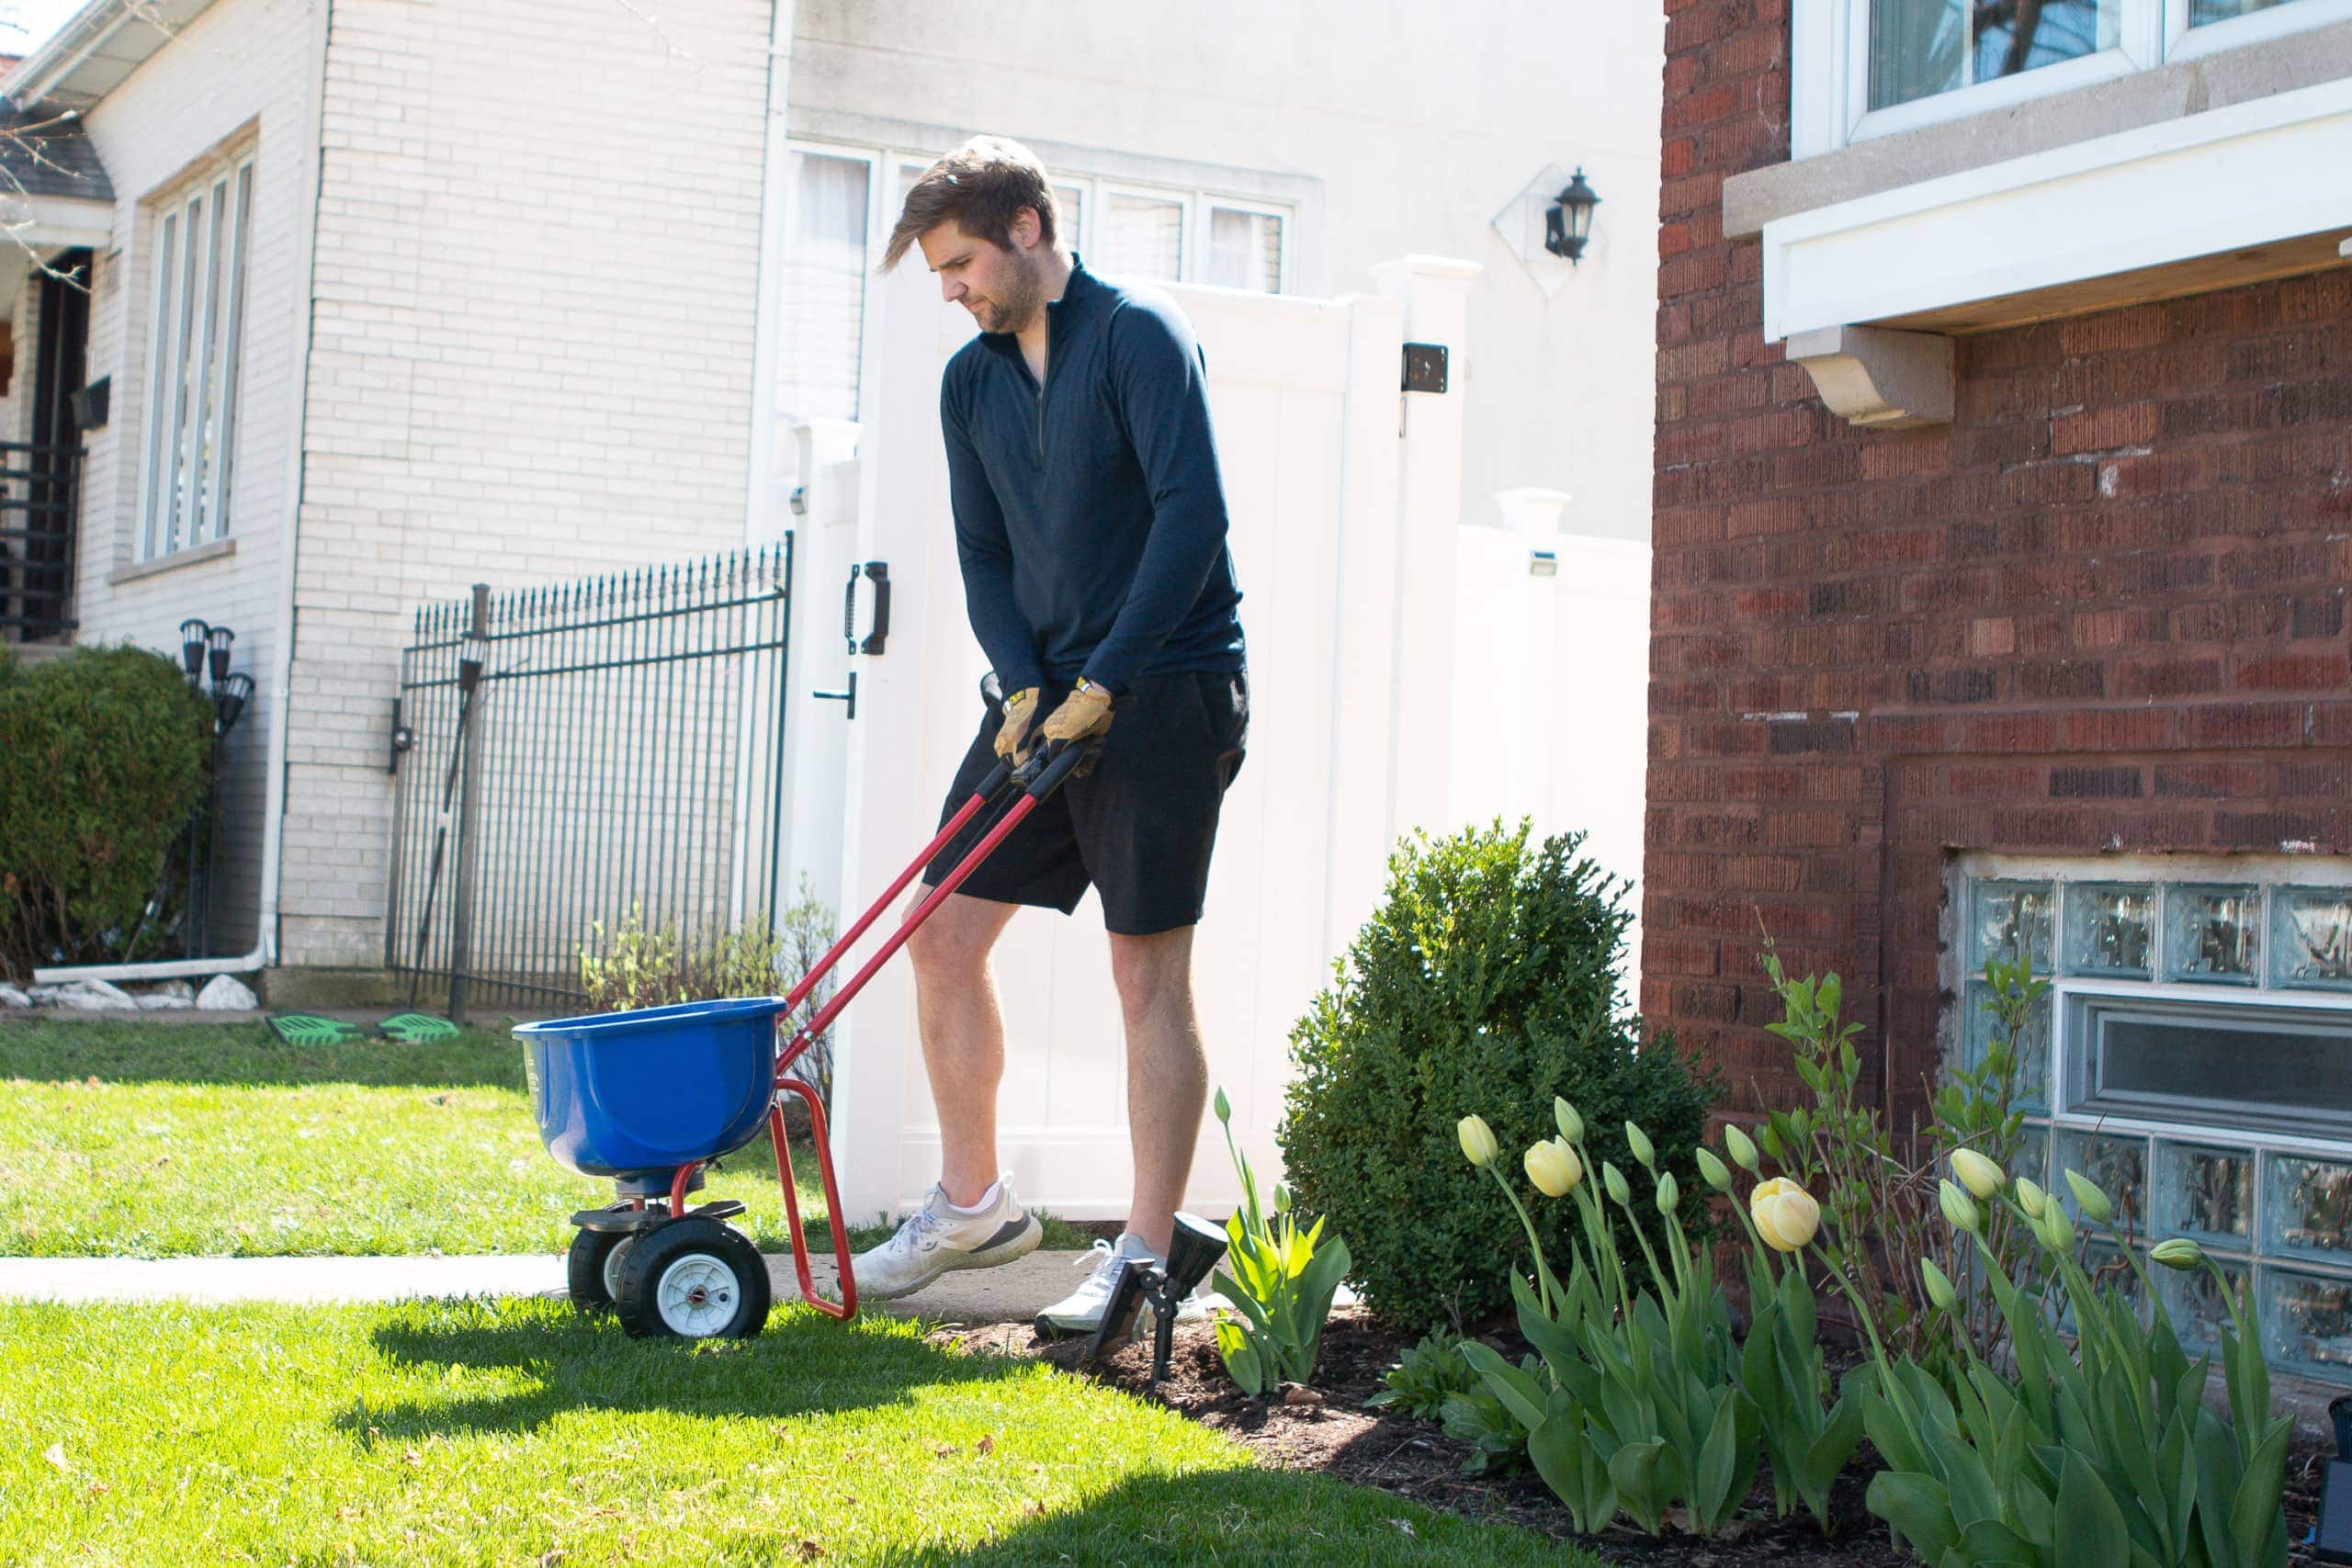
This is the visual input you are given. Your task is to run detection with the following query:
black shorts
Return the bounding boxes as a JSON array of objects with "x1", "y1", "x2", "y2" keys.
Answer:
[{"x1": 924, "y1": 671, "x2": 1249, "y2": 936}]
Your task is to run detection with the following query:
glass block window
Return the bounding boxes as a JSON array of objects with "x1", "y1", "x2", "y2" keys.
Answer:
[{"x1": 1951, "y1": 862, "x2": 2352, "y2": 1382}]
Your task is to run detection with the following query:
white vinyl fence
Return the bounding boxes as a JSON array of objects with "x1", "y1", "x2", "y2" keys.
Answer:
[{"x1": 769, "y1": 254, "x2": 1647, "y2": 1224}]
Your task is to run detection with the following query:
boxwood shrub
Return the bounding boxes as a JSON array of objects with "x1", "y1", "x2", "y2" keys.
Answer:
[
  {"x1": 0, "y1": 646, "x2": 212, "y2": 976},
  {"x1": 1278, "y1": 819, "x2": 1720, "y2": 1330}
]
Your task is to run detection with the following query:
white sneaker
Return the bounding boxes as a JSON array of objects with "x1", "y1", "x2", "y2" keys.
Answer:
[
  {"x1": 851, "y1": 1175, "x2": 1042, "y2": 1302},
  {"x1": 1033, "y1": 1234, "x2": 1227, "y2": 1340}
]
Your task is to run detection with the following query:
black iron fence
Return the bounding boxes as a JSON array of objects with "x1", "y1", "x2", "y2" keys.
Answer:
[
  {"x1": 0, "y1": 441, "x2": 82, "y2": 642},
  {"x1": 386, "y1": 545, "x2": 795, "y2": 1018}
]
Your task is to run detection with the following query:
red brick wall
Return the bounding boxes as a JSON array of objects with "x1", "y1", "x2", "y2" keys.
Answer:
[{"x1": 1648, "y1": 0, "x2": 2352, "y2": 1125}]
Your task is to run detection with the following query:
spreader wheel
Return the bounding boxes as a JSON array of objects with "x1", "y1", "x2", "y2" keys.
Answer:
[
  {"x1": 565, "y1": 1226, "x2": 631, "y2": 1315},
  {"x1": 613, "y1": 1217, "x2": 771, "y2": 1340}
]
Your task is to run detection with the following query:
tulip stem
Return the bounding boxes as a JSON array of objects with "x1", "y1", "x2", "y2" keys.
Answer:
[{"x1": 1484, "y1": 1166, "x2": 1557, "y2": 1321}]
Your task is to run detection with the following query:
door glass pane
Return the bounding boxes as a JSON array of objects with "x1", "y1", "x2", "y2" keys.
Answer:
[
  {"x1": 1871, "y1": 0, "x2": 2119, "y2": 110},
  {"x1": 1207, "y1": 207, "x2": 1283, "y2": 292},
  {"x1": 2153, "y1": 1141, "x2": 2254, "y2": 1247},
  {"x1": 776, "y1": 152, "x2": 870, "y2": 425},
  {"x1": 1102, "y1": 193, "x2": 1183, "y2": 281},
  {"x1": 2271, "y1": 887, "x2": 2352, "y2": 991}
]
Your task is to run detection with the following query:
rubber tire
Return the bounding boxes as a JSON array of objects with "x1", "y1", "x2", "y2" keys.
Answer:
[
  {"x1": 565, "y1": 1226, "x2": 627, "y2": 1315},
  {"x1": 613, "y1": 1217, "x2": 771, "y2": 1340}
]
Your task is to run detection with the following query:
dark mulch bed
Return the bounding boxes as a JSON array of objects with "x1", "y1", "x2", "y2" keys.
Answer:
[{"x1": 936, "y1": 1307, "x2": 2336, "y2": 1565}]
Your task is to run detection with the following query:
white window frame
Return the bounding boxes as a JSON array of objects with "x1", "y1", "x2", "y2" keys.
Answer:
[
  {"x1": 1193, "y1": 195, "x2": 1295, "y2": 295},
  {"x1": 1795, "y1": 0, "x2": 2348, "y2": 155},
  {"x1": 137, "y1": 149, "x2": 254, "y2": 562},
  {"x1": 777, "y1": 138, "x2": 883, "y2": 424}
]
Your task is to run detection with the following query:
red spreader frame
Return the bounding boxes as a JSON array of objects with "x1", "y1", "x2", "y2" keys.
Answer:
[{"x1": 659, "y1": 739, "x2": 1096, "y2": 1321}]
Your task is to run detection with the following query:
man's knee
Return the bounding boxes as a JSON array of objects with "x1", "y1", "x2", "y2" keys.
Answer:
[
  {"x1": 1108, "y1": 927, "x2": 1195, "y2": 1016},
  {"x1": 908, "y1": 891, "x2": 1006, "y2": 976}
]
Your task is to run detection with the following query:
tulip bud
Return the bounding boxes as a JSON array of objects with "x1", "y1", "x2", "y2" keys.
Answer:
[
  {"x1": 1273, "y1": 1183, "x2": 1292, "y2": 1213},
  {"x1": 1694, "y1": 1146, "x2": 1733, "y2": 1192},
  {"x1": 1554, "y1": 1098, "x2": 1584, "y2": 1145},
  {"x1": 1919, "y1": 1258, "x2": 1958, "y2": 1314},
  {"x1": 2064, "y1": 1169, "x2": 2114, "y2": 1224},
  {"x1": 2034, "y1": 1201, "x2": 2075, "y2": 1253},
  {"x1": 1524, "y1": 1137, "x2": 1583, "y2": 1199},
  {"x1": 2014, "y1": 1177, "x2": 2049, "y2": 1221},
  {"x1": 2152, "y1": 1237, "x2": 2205, "y2": 1270},
  {"x1": 1939, "y1": 1179, "x2": 1983, "y2": 1235},
  {"x1": 1603, "y1": 1162, "x2": 1632, "y2": 1208},
  {"x1": 1656, "y1": 1171, "x2": 1680, "y2": 1215},
  {"x1": 1214, "y1": 1087, "x2": 1231, "y2": 1124},
  {"x1": 1951, "y1": 1149, "x2": 2005, "y2": 1201},
  {"x1": 1625, "y1": 1122, "x2": 1656, "y2": 1170},
  {"x1": 1457, "y1": 1115, "x2": 1498, "y2": 1169},
  {"x1": 1724, "y1": 1124, "x2": 1760, "y2": 1174},
  {"x1": 1749, "y1": 1178, "x2": 1820, "y2": 1252}
]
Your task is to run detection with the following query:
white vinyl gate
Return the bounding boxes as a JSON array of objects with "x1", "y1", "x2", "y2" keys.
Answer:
[{"x1": 773, "y1": 256, "x2": 1479, "y2": 1224}]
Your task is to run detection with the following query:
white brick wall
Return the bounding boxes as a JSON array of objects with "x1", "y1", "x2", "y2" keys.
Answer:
[
  {"x1": 62, "y1": 0, "x2": 322, "y2": 954},
  {"x1": 282, "y1": 0, "x2": 773, "y2": 965}
]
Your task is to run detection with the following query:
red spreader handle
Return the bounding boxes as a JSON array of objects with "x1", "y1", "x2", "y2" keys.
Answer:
[{"x1": 767, "y1": 739, "x2": 1095, "y2": 1317}]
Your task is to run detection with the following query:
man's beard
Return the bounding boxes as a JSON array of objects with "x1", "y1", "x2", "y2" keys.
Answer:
[{"x1": 977, "y1": 249, "x2": 1046, "y2": 333}]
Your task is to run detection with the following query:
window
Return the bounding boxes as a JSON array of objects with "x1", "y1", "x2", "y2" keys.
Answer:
[
  {"x1": 775, "y1": 148, "x2": 874, "y2": 426},
  {"x1": 1797, "y1": 0, "x2": 2352, "y2": 152},
  {"x1": 139, "y1": 152, "x2": 254, "y2": 560},
  {"x1": 1949, "y1": 863, "x2": 2352, "y2": 1381},
  {"x1": 1101, "y1": 189, "x2": 1186, "y2": 281}
]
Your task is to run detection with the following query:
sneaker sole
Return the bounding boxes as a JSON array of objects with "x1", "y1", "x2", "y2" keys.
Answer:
[{"x1": 854, "y1": 1214, "x2": 1044, "y2": 1303}]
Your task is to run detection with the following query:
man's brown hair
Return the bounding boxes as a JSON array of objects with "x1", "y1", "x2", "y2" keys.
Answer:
[{"x1": 882, "y1": 135, "x2": 1060, "y2": 272}]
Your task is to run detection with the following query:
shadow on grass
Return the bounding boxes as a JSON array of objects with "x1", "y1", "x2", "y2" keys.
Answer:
[
  {"x1": 870, "y1": 1466, "x2": 1559, "y2": 1566},
  {"x1": 0, "y1": 1019, "x2": 527, "y2": 1089},
  {"x1": 340, "y1": 1299, "x2": 1028, "y2": 1442}
]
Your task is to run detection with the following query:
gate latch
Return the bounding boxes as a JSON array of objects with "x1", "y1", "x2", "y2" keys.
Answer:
[{"x1": 389, "y1": 697, "x2": 413, "y2": 775}]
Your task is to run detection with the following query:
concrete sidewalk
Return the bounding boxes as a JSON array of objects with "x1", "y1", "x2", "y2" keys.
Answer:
[{"x1": 0, "y1": 1249, "x2": 1101, "y2": 1324}]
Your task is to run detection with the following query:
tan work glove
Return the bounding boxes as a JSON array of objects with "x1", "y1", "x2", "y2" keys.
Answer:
[
  {"x1": 993, "y1": 686, "x2": 1042, "y2": 763},
  {"x1": 1040, "y1": 679, "x2": 1116, "y2": 748}
]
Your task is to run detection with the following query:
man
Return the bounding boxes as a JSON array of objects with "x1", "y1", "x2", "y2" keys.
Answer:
[{"x1": 854, "y1": 136, "x2": 1249, "y2": 1337}]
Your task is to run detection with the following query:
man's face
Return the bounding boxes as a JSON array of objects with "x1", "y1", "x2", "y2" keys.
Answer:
[{"x1": 920, "y1": 217, "x2": 1046, "y2": 334}]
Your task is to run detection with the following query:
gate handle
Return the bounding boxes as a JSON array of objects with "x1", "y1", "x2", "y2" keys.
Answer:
[{"x1": 813, "y1": 670, "x2": 856, "y2": 720}]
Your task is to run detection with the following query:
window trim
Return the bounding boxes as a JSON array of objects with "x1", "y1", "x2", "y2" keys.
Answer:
[
  {"x1": 137, "y1": 149, "x2": 255, "y2": 564},
  {"x1": 2055, "y1": 981, "x2": 2352, "y2": 1148},
  {"x1": 1796, "y1": 0, "x2": 2346, "y2": 154}
]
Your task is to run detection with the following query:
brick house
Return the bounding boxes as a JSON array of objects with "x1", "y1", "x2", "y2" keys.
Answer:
[{"x1": 1650, "y1": 0, "x2": 2352, "y2": 1377}]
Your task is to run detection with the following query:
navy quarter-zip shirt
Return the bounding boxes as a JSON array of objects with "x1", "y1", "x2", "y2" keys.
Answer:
[{"x1": 939, "y1": 258, "x2": 1246, "y2": 695}]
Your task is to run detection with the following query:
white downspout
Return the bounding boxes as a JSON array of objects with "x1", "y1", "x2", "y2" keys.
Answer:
[{"x1": 32, "y1": 0, "x2": 335, "y2": 987}]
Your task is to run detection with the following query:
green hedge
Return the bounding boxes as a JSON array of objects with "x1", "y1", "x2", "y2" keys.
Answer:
[
  {"x1": 1278, "y1": 820, "x2": 1721, "y2": 1330},
  {"x1": 0, "y1": 646, "x2": 213, "y2": 976}
]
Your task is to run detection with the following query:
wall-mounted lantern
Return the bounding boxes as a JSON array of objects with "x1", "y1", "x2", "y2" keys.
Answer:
[{"x1": 1543, "y1": 168, "x2": 1601, "y2": 265}]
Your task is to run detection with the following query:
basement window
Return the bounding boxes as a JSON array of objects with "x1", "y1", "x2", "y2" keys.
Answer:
[{"x1": 1949, "y1": 859, "x2": 2352, "y2": 1380}]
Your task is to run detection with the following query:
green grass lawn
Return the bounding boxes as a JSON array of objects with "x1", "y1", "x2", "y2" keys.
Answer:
[
  {"x1": 1, "y1": 1297, "x2": 1584, "y2": 1566},
  {"x1": 0, "y1": 1019, "x2": 1090, "y2": 1258}
]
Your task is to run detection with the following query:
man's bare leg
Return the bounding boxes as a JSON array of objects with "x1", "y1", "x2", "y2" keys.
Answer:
[
  {"x1": 905, "y1": 890, "x2": 1020, "y2": 1207},
  {"x1": 1108, "y1": 924, "x2": 1207, "y2": 1258}
]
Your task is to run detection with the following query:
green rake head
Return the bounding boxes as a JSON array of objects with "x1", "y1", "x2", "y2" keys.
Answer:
[
  {"x1": 266, "y1": 1013, "x2": 362, "y2": 1046},
  {"x1": 377, "y1": 1011, "x2": 459, "y2": 1043}
]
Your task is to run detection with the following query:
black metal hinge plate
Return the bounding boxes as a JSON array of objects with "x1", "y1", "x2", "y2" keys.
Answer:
[{"x1": 1401, "y1": 343, "x2": 1449, "y2": 394}]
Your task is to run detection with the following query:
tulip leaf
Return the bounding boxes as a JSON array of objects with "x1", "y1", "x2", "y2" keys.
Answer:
[
  {"x1": 2056, "y1": 1449, "x2": 2131, "y2": 1568},
  {"x1": 1867, "y1": 1471, "x2": 1959, "y2": 1563},
  {"x1": 2228, "y1": 1419, "x2": 2290, "y2": 1568},
  {"x1": 1459, "y1": 1340, "x2": 1548, "y2": 1433}
]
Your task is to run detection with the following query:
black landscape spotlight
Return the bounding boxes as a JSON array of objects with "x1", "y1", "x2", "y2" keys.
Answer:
[
  {"x1": 205, "y1": 624, "x2": 236, "y2": 684},
  {"x1": 1544, "y1": 167, "x2": 1601, "y2": 265},
  {"x1": 2319, "y1": 1395, "x2": 2352, "y2": 1562},
  {"x1": 1083, "y1": 1212, "x2": 1230, "y2": 1384},
  {"x1": 179, "y1": 619, "x2": 209, "y2": 683}
]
